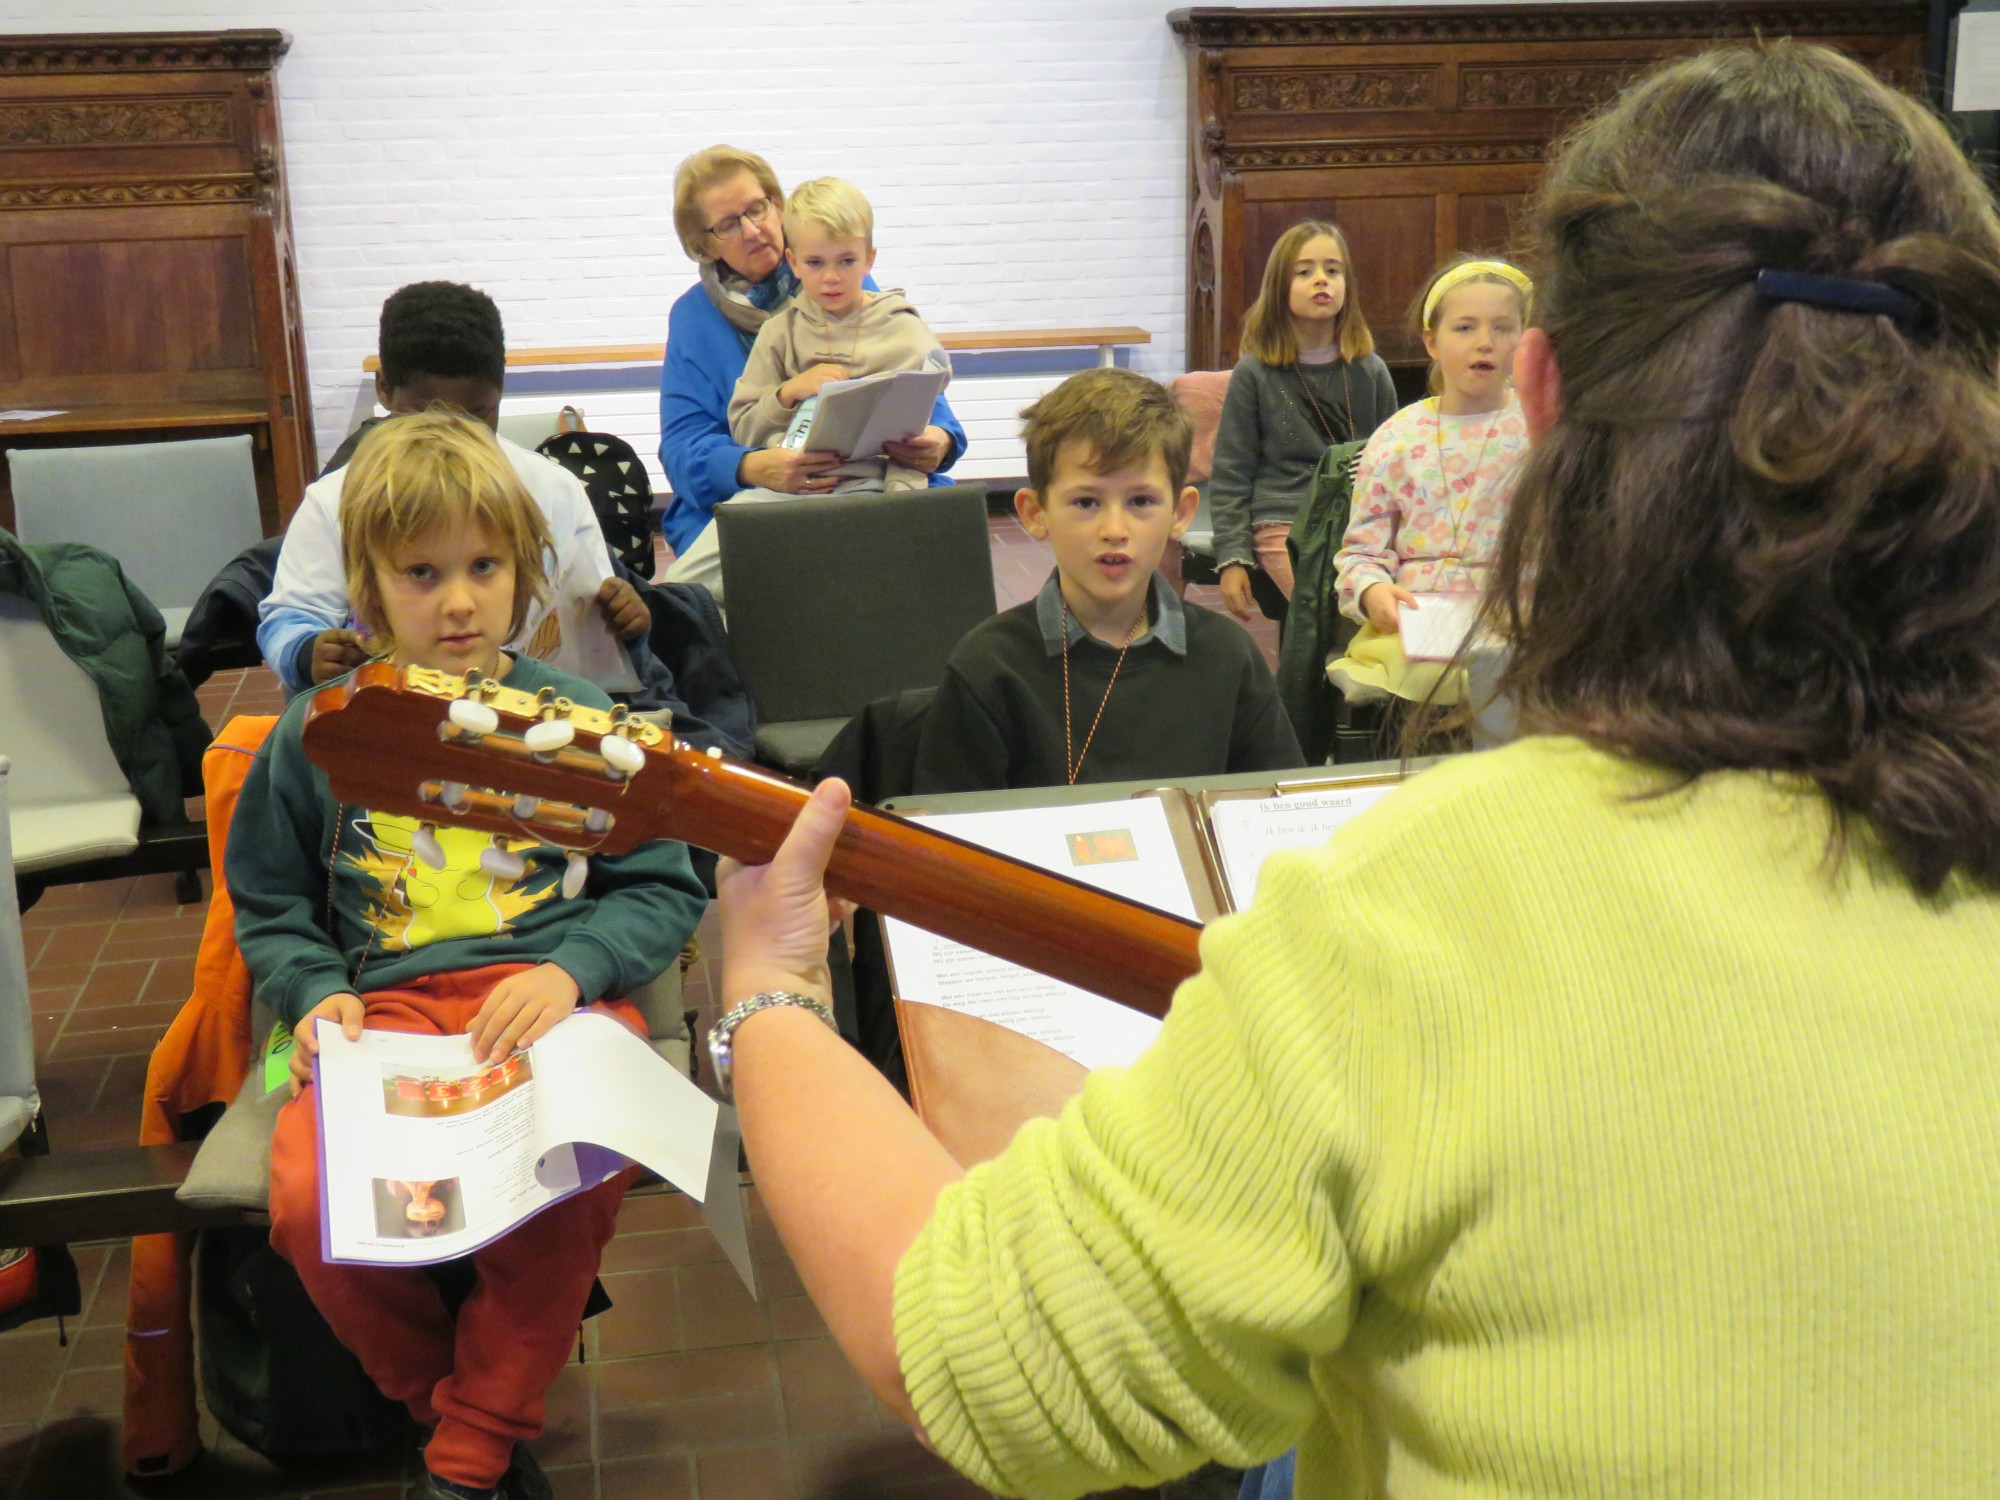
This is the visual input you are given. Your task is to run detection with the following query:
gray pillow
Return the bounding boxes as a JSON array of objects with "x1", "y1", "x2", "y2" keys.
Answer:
[{"x1": 175, "y1": 1059, "x2": 284, "y2": 1211}]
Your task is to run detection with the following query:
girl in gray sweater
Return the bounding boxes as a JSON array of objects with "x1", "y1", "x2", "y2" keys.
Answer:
[{"x1": 1209, "y1": 220, "x2": 1398, "y2": 620}]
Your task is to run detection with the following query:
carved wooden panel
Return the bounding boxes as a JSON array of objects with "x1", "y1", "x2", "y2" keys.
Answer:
[
  {"x1": 1172, "y1": 1, "x2": 1929, "y2": 373},
  {"x1": 0, "y1": 30, "x2": 314, "y2": 532},
  {"x1": 0, "y1": 95, "x2": 234, "y2": 148},
  {"x1": 1231, "y1": 66, "x2": 1439, "y2": 112}
]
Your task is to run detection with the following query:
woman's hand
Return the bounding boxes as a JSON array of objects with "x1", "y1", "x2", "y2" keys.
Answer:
[
  {"x1": 1219, "y1": 564, "x2": 1257, "y2": 620},
  {"x1": 1362, "y1": 582, "x2": 1419, "y2": 634},
  {"x1": 290, "y1": 992, "x2": 365, "y2": 1096},
  {"x1": 882, "y1": 425, "x2": 951, "y2": 475},
  {"x1": 778, "y1": 363, "x2": 853, "y2": 409},
  {"x1": 738, "y1": 446, "x2": 845, "y2": 495},
  {"x1": 469, "y1": 963, "x2": 581, "y2": 1062},
  {"x1": 717, "y1": 779, "x2": 853, "y2": 1003}
]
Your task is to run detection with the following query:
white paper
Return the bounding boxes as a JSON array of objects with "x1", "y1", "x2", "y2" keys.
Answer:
[
  {"x1": 1208, "y1": 785, "x2": 1399, "y2": 910},
  {"x1": 531, "y1": 1014, "x2": 718, "y2": 1201},
  {"x1": 883, "y1": 798, "x2": 1195, "y2": 1071},
  {"x1": 314, "y1": 1012, "x2": 717, "y2": 1266},
  {"x1": 538, "y1": 551, "x2": 641, "y2": 693},
  {"x1": 785, "y1": 367, "x2": 947, "y2": 473},
  {"x1": 1954, "y1": 12, "x2": 2000, "y2": 111},
  {"x1": 1398, "y1": 591, "x2": 1489, "y2": 661}
]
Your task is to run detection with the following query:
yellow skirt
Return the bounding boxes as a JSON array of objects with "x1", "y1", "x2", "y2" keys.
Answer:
[{"x1": 1327, "y1": 623, "x2": 1469, "y2": 706}]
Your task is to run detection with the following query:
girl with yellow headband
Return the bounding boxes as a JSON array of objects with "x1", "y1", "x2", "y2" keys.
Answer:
[{"x1": 1327, "y1": 255, "x2": 1533, "y2": 715}]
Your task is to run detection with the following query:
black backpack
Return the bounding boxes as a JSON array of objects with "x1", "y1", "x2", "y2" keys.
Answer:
[{"x1": 537, "y1": 408, "x2": 657, "y2": 578}]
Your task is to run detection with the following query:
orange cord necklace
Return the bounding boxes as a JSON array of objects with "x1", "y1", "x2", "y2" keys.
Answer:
[{"x1": 1060, "y1": 597, "x2": 1145, "y2": 785}]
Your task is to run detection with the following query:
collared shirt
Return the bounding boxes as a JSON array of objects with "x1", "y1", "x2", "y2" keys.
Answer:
[{"x1": 1032, "y1": 569, "x2": 1188, "y2": 658}]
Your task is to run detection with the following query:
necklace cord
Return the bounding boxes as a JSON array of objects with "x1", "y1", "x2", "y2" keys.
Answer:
[{"x1": 1061, "y1": 598, "x2": 1145, "y2": 785}]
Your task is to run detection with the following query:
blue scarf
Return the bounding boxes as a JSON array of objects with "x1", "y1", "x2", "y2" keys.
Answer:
[{"x1": 702, "y1": 260, "x2": 801, "y2": 354}]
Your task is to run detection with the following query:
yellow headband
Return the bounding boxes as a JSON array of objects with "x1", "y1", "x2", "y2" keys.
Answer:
[{"x1": 1423, "y1": 260, "x2": 1533, "y2": 325}]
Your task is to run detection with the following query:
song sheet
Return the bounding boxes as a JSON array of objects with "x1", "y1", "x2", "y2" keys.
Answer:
[
  {"x1": 883, "y1": 798, "x2": 1197, "y2": 1071},
  {"x1": 540, "y1": 551, "x2": 641, "y2": 693},
  {"x1": 785, "y1": 367, "x2": 948, "y2": 474},
  {"x1": 1206, "y1": 784, "x2": 1399, "y2": 910},
  {"x1": 1398, "y1": 591, "x2": 1488, "y2": 662}
]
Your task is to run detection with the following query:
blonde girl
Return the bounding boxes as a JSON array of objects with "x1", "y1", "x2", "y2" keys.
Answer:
[
  {"x1": 1329, "y1": 257, "x2": 1533, "y2": 703},
  {"x1": 1210, "y1": 220, "x2": 1399, "y2": 620}
]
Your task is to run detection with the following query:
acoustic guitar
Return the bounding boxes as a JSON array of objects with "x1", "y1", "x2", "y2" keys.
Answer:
[{"x1": 300, "y1": 663, "x2": 1205, "y2": 1162}]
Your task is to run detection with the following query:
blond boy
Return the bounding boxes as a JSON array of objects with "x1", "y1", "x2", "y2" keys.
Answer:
[
  {"x1": 232, "y1": 412, "x2": 705, "y2": 1500},
  {"x1": 726, "y1": 176, "x2": 949, "y2": 492}
]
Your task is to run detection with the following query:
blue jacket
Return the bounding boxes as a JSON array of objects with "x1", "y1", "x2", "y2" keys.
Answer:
[{"x1": 656, "y1": 275, "x2": 967, "y2": 554}]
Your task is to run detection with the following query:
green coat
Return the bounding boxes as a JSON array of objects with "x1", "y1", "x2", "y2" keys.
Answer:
[
  {"x1": 0, "y1": 531, "x2": 210, "y2": 826},
  {"x1": 1277, "y1": 438, "x2": 1369, "y2": 763}
]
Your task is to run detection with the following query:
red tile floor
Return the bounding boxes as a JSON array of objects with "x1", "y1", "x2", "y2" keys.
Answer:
[{"x1": 0, "y1": 510, "x2": 1273, "y2": 1499}]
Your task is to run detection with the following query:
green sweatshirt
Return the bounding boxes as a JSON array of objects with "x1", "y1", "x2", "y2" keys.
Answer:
[
  {"x1": 896, "y1": 735, "x2": 2000, "y2": 1498},
  {"x1": 228, "y1": 656, "x2": 706, "y2": 1027}
]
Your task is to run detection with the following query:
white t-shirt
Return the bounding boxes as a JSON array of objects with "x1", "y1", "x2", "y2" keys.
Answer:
[{"x1": 258, "y1": 435, "x2": 612, "y2": 690}]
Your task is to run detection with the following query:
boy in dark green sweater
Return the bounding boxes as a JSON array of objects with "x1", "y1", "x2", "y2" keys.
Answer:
[
  {"x1": 912, "y1": 368, "x2": 1303, "y2": 792},
  {"x1": 231, "y1": 411, "x2": 705, "y2": 1500}
]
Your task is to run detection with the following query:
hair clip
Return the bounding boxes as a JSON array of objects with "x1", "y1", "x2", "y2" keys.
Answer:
[{"x1": 1753, "y1": 269, "x2": 1920, "y2": 326}]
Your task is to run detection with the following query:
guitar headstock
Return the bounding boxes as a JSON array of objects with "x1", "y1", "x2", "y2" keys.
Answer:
[{"x1": 300, "y1": 662, "x2": 693, "y2": 856}]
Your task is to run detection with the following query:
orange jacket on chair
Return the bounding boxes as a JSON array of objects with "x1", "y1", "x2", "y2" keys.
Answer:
[{"x1": 121, "y1": 714, "x2": 275, "y2": 1478}]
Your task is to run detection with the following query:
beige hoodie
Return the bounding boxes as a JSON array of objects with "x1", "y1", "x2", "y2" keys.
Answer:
[{"x1": 728, "y1": 289, "x2": 948, "y2": 491}]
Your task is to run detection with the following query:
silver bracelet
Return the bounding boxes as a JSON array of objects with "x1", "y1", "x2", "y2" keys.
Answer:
[{"x1": 706, "y1": 990, "x2": 838, "y2": 1101}]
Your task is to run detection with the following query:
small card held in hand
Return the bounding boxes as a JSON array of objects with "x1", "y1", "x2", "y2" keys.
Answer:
[{"x1": 1398, "y1": 592, "x2": 1489, "y2": 661}]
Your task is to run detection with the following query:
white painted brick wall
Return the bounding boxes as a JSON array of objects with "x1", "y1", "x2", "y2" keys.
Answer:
[{"x1": 17, "y1": 0, "x2": 1545, "y2": 491}]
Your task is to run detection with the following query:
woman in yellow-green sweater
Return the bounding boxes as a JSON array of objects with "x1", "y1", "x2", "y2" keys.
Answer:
[{"x1": 707, "y1": 42, "x2": 2000, "y2": 1500}]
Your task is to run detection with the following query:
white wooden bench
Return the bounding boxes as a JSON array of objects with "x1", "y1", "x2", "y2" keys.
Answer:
[{"x1": 353, "y1": 327, "x2": 1153, "y2": 491}]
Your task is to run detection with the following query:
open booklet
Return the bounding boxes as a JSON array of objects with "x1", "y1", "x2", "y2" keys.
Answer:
[
  {"x1": 882, "y1": 770, "x2": 1404, "y2": 1086},
  {"x1": 781, "y1": 366, "x2": 948, "y2": 476},
  {"x1": 312, "y1": 1011, "x2": 719, "y2": 1267}
]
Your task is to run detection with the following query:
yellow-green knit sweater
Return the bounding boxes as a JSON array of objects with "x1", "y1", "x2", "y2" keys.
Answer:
[{"x1": 894, "y1": 736, "x2": 2000, "y2": 1498}]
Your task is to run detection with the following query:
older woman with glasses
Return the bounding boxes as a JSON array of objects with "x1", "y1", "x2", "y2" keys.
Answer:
[{"x1": 656, "y1": 146, "x2": 967, "y2": 599}]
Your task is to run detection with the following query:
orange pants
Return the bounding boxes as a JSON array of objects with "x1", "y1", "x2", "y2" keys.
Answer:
[{"x1": 268, "y1": 964, "x2": 641, "y2": 1490}]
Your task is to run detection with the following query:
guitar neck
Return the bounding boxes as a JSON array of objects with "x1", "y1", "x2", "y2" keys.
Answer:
[
  {"x1": 298, "y1": 665, "x2": 1203, "y2": 1020},
  {"x1": 654, "y1": 752, "x2": 1201, "y2": 1021}
]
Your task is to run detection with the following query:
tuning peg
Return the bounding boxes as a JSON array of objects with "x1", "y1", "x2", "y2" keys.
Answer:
[
  {"x1": 562, "y1": 852, "x2": 589, "y2": 899},
  {"x1": 524, "y1": 719, "x2": 575, "y2": 755},
  {"x1": 584, "y1": 807, "x2": 612, "y2": 835},
  {"x1": 512, "y1": 794, "x2": 540, "y2": 821},
  {"x1": 412, "y1": 822, "x2": 445, "y2": 870},
  {"x1": 449, "y1": 698, "x2": 500, "y2": 737},
  {"x1": 480, "y1": 839, "x2": 527, "y2": 882},
  {"x1": 439, "y1": 781, "x2": 468, "y2": 812},
  {"x1": 600, "y1": 733, "x2": 645, "y2": 775}
]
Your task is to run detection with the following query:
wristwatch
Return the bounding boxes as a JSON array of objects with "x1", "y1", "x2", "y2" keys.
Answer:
[{"x1": 706, "y1": 990, "x2": 838, "y2": 1101}]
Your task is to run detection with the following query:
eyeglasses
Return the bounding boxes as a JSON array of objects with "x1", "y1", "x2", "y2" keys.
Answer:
[{"x1": 705, "y1": 196, "x2": 776, "y2": 242}]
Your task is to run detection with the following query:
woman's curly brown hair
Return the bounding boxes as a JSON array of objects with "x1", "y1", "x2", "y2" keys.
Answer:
[{"x1": 1491, "y1": 40, "x2": 2000, "y2": 894}]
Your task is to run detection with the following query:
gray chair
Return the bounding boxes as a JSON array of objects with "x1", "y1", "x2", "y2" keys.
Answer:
[
  {"x1": 0, "y1": 758, "x2": 40, "y2": 1155},
  {"x1": 496, "y1": 406, "x2": 580, "y2": 452},
  {"x1": 715, "y1": 483, "x2": 997, "y2": 776},
  {"x1": 0, "y1": 591, "x2": 206, "y2": 907},
  {"x1": 7, "y1": 435, "x2": 263, "y2": 650},
  {"x1": 0, "y1": 592, "x2": 145, "y2": 881}
]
